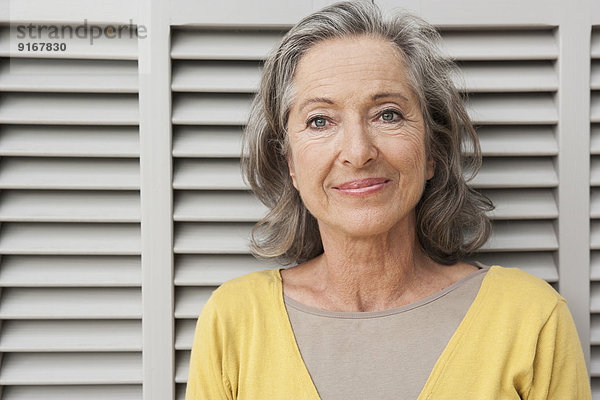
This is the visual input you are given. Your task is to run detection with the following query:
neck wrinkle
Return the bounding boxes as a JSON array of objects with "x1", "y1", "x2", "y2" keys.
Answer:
[{"x1": 314, "y1": 215, "x2": 435, "y2": 312}]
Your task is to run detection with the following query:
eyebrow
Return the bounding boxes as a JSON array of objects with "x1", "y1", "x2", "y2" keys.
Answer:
[
  {"x1": 298, "y1": 92, "x2": 409, "y2": 113},
  {"x1": 298, "y1": 97, "x2": 334, "y2": 113},
  {"x1": 371, "y1": 92, "x2": 409, "y2": 102}
]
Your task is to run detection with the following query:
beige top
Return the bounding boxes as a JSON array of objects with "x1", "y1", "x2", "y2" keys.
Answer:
[{"x1": 283, "y1": 265, "x2": 489, "y2": 400}]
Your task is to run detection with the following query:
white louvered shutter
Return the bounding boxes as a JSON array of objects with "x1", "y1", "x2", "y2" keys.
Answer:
[
  {"x1": 170, "y1": 24, "x2": 562, "y2": 394},
  {"x1": 171, "y1": 28, "x2": 278, "y2": 399},
  {"x1": 591, "y1": 25, "x2": 600, "y2": 397},
  {"x1": 451, "y1": 28, "x2": 560, "y2": 283},
  {"x1": 0, "y1": 24, "x2": 142, "y2": 399}
]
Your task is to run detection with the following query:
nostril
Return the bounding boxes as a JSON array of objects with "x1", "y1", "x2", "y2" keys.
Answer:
[{"x1": 339, "y1": 135, "x2": 378, "y2": 166}]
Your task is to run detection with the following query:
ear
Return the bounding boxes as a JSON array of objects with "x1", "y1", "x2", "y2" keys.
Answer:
[
  {"x1": 426, "y1": 157, "x2": 435, "y2": 180},
  {"x1": 287, "y1": 154, "x2": 298, "y2": 189}
]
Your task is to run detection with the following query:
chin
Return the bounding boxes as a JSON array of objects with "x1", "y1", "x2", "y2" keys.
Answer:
[{"x1": 322, "y1": 212, "x2": 402, "y2": 238}]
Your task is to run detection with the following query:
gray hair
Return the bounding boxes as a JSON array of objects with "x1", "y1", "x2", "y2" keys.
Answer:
[{"x1": 242, "y1": 0, "x2": 493, "y2": 265}]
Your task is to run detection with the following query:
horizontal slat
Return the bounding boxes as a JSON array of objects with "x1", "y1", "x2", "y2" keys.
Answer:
[
  {"x1": 591, "y1": 125, "x2": 600, "y2": 155},
  {"x1": 592, "y1": 283, "x2": 600, "y2": 313},
  {"x1": 172, "y1": 93, "x2": 251, "y2": 125},
  {"x1": 175, "y1": 287, "x2": 215, "y2": 318},
  {"x1": 592, "y1": 61, "x2": 600, "y2": 90},
  {"x1": 175, "y1": 350, "x2": 191, "y2": 383},
  {"x1": 0, "y1": 223, "x2": 140, "y2": 255},
  {"x1": 0, "y1": 255, "x2": 140, "y2": 287},
  {"x1": 171, "y1": 29, "x2": 283, "y2": 60},
  {"x1": 0, "y1": 125, "x2": 139, "y2": 157},
  {"x1": 0, "y1": 25, "x2": 138, "y2": 60},
  {"x1": 0, "y1": 190, "x2": 140, "y2": 222},
  {"x1": 2, "y1": 385, "x2": 141, "y2": 400},
  {"x1": 0, "y1": 352, "x2": 141, "y2": 384},
  {"x1": 0, "y1": 58, "x2": 138, "y2": 92},
  {"x1": 594, "y1": 378, "x2": 600, "y2": 398},
  {"x1": 480, "y1": 220, "x2": 557, "y2": 252},
  {"x1": 176, "y1": 383, "x2": 187, "y2": 400},
  {"x1": 591, "y1": 251, "x2": 600, "y2": 281},
  {"x1": 467, "y1": 93, "x2": 557, "y2": 124},
  {"x1": 482, "y1": 189, "x2": 557, "y2": 220},
  {"x1": 0, "y1": 93, "x2": 138, "y2": 125},
  {"x1": 440, "y1": 29, "x2": 557, "y2": 61},
  {"x1": 174, "y1": 254, "x2": 270, "y2": 286},
  {"x1": 591, "y1": 221, "x2": 600, "y2": 250},
  {"x1": 173, "y1": 222, "x2": 251, "y2": 254},
  {"x1": 593, "y1": 380, "x2": 600, "y2": 400},
  {"x1": 172, "y1": 126, "x2": 242, "y2": 158},
  {"x1": 477, "y1": 126, "x2": 557, "y2": 156},
  {"x1": 455, "y1": 61, "x2": 557, "y2": 92},
  {"x1": 0, "y1": 288, "x2": 141, "y2": 319},
  {"x1": 471, "y1": 157, "x2": 557, "y2": 188},
  {"x1": 593, "y1": 29, "x2": 600, "y2": 59},
  {"x1": 592, "y1": 315, "x2": 600, "y2": 345},
  {"x1": 175, "y1": 319, "x2": 196, "y2": 350},
  {"x1": 592, "y1": 189, "x2": 600, "y2": 219},
  {"x1": 0, "y1": 158, "x2": 139, "y2": 190},
  {"x1": 171, "y1": 61, "x2": 261, "y2": 92},
  {"x1": 173, "y1": 159, "x2": 245, "y2": 190},
  {"x1": 593, "y1": 92, "x2": 600, "y2": 123},
  {"x1": 592, "y1": 157, "x2": 600, "y2": 187},
  {"x1": 174, "y1": 191, "x2": 267, "y2": 222},
  {"x1": 0, "y1": 320, "x2": 141, "y2": 351},
  {"x1": 592, "y1": 346, "x2": 600, "y2": 377},
  {"x1": 472, "y1": 251, "x2": 558, "y2": 282}
]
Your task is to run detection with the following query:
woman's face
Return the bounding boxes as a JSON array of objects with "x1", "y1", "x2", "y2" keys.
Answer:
[{"x1": 286, "y1": 35, "x2": 434, "y2": 238}]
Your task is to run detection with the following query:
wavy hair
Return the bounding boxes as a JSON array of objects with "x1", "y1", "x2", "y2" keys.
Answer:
[{"x1": 241, "y1": 0, "x2": 494, "y2": 265}]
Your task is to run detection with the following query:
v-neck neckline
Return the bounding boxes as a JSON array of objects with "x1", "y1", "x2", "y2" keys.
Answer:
[{"x1": 273, "y1": 265, "x2": 498, "y2": 400}]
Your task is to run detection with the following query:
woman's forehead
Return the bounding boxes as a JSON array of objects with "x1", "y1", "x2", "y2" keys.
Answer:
[
  {"x1": 290, "y1": 36, "x2": 415, "y2": 110},
  {"x1": 296, "y1": 35, "x2": 407, "y2": 79}
]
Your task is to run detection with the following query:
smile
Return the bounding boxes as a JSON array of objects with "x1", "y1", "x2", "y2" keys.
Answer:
[{"x1": 333, "y1": 178, "x2": 390, "y2": 196}]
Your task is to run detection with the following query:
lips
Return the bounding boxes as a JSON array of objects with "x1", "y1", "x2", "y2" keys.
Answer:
[{"x1": 334, "y1": 178, "x2": 390, "y2": 190}]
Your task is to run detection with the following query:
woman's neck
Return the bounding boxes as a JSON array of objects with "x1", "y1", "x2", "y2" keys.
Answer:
[
  {"x1": 312, "y1": 222, "x2": 439, "y2": 312},
  {"x1": 280, "y1": 215, "x2": 478, "y2": 313}
]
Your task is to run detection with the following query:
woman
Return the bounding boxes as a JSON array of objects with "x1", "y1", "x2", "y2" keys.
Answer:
[{"x1": 186, "y1": 1, "x2": 591, "y2": 399}]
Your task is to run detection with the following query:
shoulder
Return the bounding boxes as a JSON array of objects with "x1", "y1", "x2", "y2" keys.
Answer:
[
  {"x1": 486, "y1": 265, "x2": 562, "y2": 299},
  {"x1": 203, "y1": 268, "x2": 282, "y2": 320},
  {"x1": 481, "y1": 265, "x2": 564, "y2": 323},
  {"x1": 213, "y1": 268, "x2": 280, "y2": 297}
]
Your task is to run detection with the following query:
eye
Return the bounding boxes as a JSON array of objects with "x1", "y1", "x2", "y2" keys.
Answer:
[
  {"x1": 381, "y1": 112, "x2": 395, "y2": 121},
  {"x1": 313, "y1": 118, "x2": 327, "y2": 127},
  {"x1": 378, "y1": 109, "x2": 403, "y2": 123},
  {"x1": 307, "y1": 116, "x2": 330, "y2": 130}
]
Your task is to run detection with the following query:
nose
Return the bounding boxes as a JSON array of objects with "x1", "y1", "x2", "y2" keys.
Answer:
[{"x1": 338, "y1": 120, "x2": 378, "y2": 167}]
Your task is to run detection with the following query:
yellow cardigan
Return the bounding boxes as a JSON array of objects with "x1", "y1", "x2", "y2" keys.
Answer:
[{"x1": 186, "y1": 266, "x2": 591, "y2": 399}]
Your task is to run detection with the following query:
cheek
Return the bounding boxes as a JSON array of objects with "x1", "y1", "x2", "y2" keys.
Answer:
[
  {"x1": 290, "y1": 142, "x2": 333, "y2": 195},
  {"x1": 385, "y1": 134, "x2": 427, "y2": 172},
  {"x1": 295, "y1": 153, "x2": 326, "y2": 188}
]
